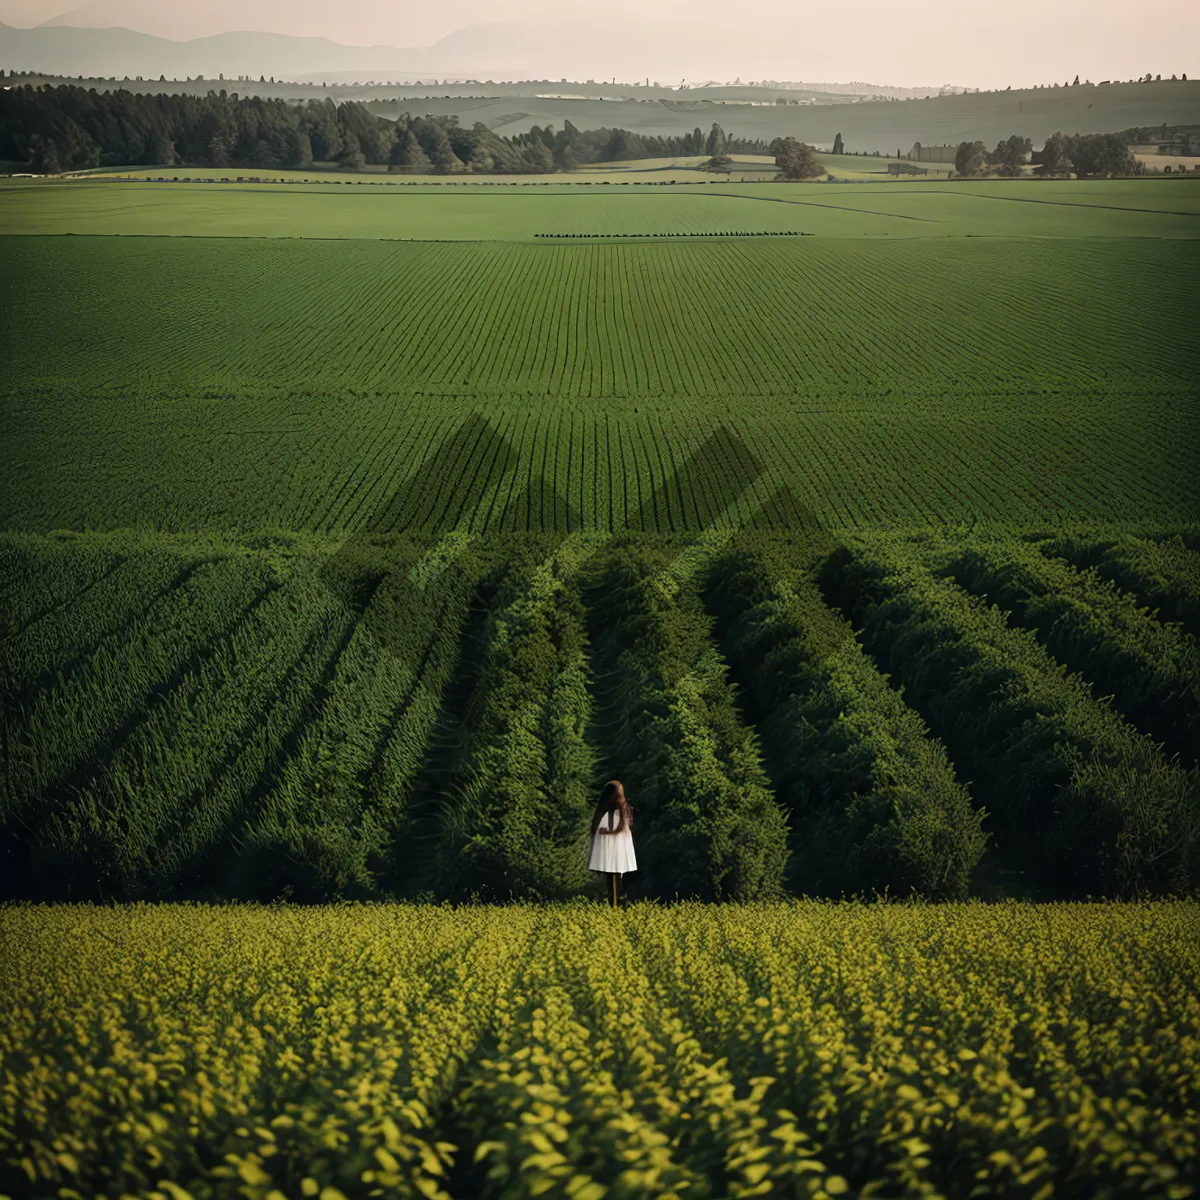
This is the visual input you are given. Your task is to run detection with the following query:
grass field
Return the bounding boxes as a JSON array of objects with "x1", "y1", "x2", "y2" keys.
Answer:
[
  {"x1": 3, "y1": 902, "x2": 1197, "y2": 1197},
  {"x1": 3, "y1": 176, "x2": 1199, "y2": 239}
]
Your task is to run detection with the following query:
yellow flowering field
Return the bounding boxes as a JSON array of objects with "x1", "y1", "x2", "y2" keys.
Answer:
[{"x1": 1, "y1": 902, "x2": 1196, "y2": 1199}]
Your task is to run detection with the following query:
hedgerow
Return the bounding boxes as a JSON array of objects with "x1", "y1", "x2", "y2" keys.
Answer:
[
  {"x1": 706, "y1": 542, "x2": 986, "y2": 898},
  {"x1": 821, "y1": 535, "x2": 1200, "y2": 895},
  {"x1": 586, "y1": 537, "x2": 790, "y2": 901}
]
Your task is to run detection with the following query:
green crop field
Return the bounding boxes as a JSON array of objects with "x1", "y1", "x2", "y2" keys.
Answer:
[
  {"x1": 2, "y1": 159, "x2": 1200, "y2": 1200},
  {"x1": 2, "y1": 229, "x2": 1197, "y2": 535},
  {"x1": 2, "y1": 176, "x2": 1198, "y2": 239},
  {"x1": 3, "y1": 902, "x2": 1197, "y2": 1199},
  {"x1": 1, "y1": 182, "x2": 1198, "y2": 900},
  {"x1": 2, "y1": 525, "x2": 1198, "y2": 902}
]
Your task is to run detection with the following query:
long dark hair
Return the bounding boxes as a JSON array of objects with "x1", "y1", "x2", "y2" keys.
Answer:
[{"x1": 592, "y1": 780, "x2": 632, "y2": 834}]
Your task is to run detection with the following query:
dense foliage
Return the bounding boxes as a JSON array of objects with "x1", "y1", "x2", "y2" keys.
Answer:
[
  {"x1": 771, "y1": 136, "x2": 823, "y2": 179},
  {"x1": 820, "y1": 535, "x2": 1200, "y2": 896},
  {"x1": 706, "y1": 541, "x2": 986, "y2": 898},
  {"x1": 956, "y1": 130, "x2": 1138, "y2": 176},
  {"x1": 2, "y1": 901, "x2": 1197, "y2": 1197},
  {"x1": 2, "y1": 526, "x2": 1197, "y2": 902},
  {"x1": 584, "y1": 537, "x2": 790, "y2": 901},
  {"x1": 507, "y1": 119, "x2": 771, "y2": 168}
]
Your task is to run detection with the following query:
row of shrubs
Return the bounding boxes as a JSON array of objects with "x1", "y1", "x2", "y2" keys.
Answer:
[
  {"x1": 820, "y1": 534, "x2": 1199, "y2": 896},
  {"x1": 585, "y1": 537, "x2": 790, "y2": 901},
  {"x1": 705, "y1": 539, "x2": 987, "y2": 898},
  {"x1": 535, "y1": 231, "x2": 813, "y2": 238}
]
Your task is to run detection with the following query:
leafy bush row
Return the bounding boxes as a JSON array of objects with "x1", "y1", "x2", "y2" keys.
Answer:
[
  {"x1": 587, "y1": 538, "x2": 789, "y2": 901},
  {"x1": 0, "y1": 554, "x2": 275, "y2": 841},
  {"x1": 2, "y1": 546, "x2": 196, "y2": 704},
  {"x1": 706, "y1": 544, "x2": 986, "y2": 898},
  {"x1": 37, "y1": 564, "x2": 352, "y2": 896},
  {"x1": 0, "y1": 531, "x2": 123, "y2": 640},
  {"x1": 1041, "y1": 531, "x2": 1200, "y2": 641},
  {"x1": 821, "y1": 536, "x2": 1200, "y2": 895},
  {"x1": 238, "y1": 535, "x2": 490, "y2": 900},
  {"x1": 436, "y1": 537, "x2": 599, "y2": 901},
  {"x1": 933, "y1": 534, "x2": 1200, "y2": 762}
]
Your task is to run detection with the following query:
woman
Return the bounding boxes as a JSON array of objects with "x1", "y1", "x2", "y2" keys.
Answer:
[{"x1": 588, "y1": 780, "x2": 637, "y2": 908}]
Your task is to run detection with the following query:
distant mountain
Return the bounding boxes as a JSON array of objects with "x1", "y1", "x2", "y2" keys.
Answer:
[
  {"x1": 0, "y1": 23, "x2": 463, "y2": 80},
  {"x1": 0, "y1": 17, "x2": 948, "y2": 90},
  {"x1": 30, "y1": 0, "x2": 506, "y2": 47},
  {"x1": 0, "y1": 0, "x2": 72, "y2": 26}
]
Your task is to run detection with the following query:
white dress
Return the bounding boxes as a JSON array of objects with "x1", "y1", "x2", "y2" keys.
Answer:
[{"x1": 588, "y1": 810, "x2": 638, "y2": 874}]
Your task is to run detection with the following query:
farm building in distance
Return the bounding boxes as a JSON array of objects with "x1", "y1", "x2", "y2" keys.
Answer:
[{"x1": 909, "y1": 142, "x2": 958, "y2": 163}]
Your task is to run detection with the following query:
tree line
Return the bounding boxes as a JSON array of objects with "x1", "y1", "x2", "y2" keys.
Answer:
[
  {"x1": 0, "y1": 83, "x2": 778, "y2": 175},
  {"x1": 953, "y1": 131, "x2": 1138, "y2": 178}
]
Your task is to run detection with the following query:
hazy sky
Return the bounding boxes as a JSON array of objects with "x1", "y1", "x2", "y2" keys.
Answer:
[{"x1": 4, "y1": 0, "x2": 1197, "y2": 88}]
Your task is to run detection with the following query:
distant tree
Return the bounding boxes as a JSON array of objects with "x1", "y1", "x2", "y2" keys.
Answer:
[
  {"x1": 705, "y1": 123, "x2": 727, "y2": 156},
  {"x1": 772, "y1": 136, "x2": 822, "y2": 179},
  {"x1": 602, "y1": 129, "x2": 645, "y2": 161},
  {"x1": 337, "y1": 132, "x2": 366, "y2": 170},
  {"x1": 429, "y1": 124, "x2": 465, "y2": 173},
  {"x1": 832, "y1": 131, "x2": 844, "y2": 154},
  {"x1": 1038, "y1": 130, "x2": 1073, "y2": 176},
  {"x1": 283, "y1": 127, "x2": 313, "y2": 168},
  {"x1": 206, "y1": 134, "x2": 230, "y2": 168},
  {"x1": 703, "y1": 153, "x2": 734, "y2": 173},
  {"x1": 1067, "y1": 132, "x2": 1135, "y2": 177},
  {"x1": 988, "y1": 133, "x2": 1032, "y2": 176},
  {"x1": 28, "y1": 133, "x2": 61, "y2": 174},
  {"x1": 388, "y1": 129, "x2": 431, "y2": 173},
  {"x1": 1072, "y1": 74, "x2": 1080, "y2": 85},
  {"x1": 305, "y1": 98, "x2": 342, "y2": 161},
  {"x1": 519, "y1": 141, "x2": 555, "y2": 173},
  {"x1": 954, "y1": 139, "x2": 988, "y2": 176},
  {"x1": 149, "y1": 133, "x2": 175, "y2": 165}
]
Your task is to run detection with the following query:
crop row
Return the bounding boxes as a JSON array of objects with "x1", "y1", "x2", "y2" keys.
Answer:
[
  {"x1": 3, "y1": 393, "x2": 1194, "y2": 536},
  {"x1": 533, "y1": 230, "x2": 814, "y2": 237},
  {"x1": 2, "y1": 902, "x2": 1196, "y2": 1198},
  {"x1": 705, "y1": 540, "x2": 987, "y2": 897},
  {"x1": 926, "y1": 532, "x2": 1200, "y2": 761},
  {"x1": 820, "y1": 534, "x2": 1199, "y2": 895},
  {"x1": 2, "y1": 527, "x2": 1197, "y2": 901},
  {"x1": 4, "y1": 236, "x2": 1196, "y2": 401}
]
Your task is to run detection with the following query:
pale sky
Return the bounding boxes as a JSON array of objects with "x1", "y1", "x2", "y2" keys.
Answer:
[{"x1": 3, "y1": 0, "x2": 1197, "y2": 89}]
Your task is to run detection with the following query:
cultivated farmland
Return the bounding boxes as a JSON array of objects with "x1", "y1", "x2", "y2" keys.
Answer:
[
  {"x1": 3, "y1": 175, "x2": 1199, "y2": 239},
  {"x1": 1, "y1": 183, "x2": 1198, "y2": 906},
  {"x1": 3, "y1": 526, "x2": 1197, "y2": 902},
  {"x1": 3, "y1": 901, "x2": 1197, "y2": 1198},
  {"x1": 2, "y1": 230, "x2": 1197, "y2": 536},
  {"x1": 2, "y1": 139, "x2": 1200, "y2": 1200}
]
